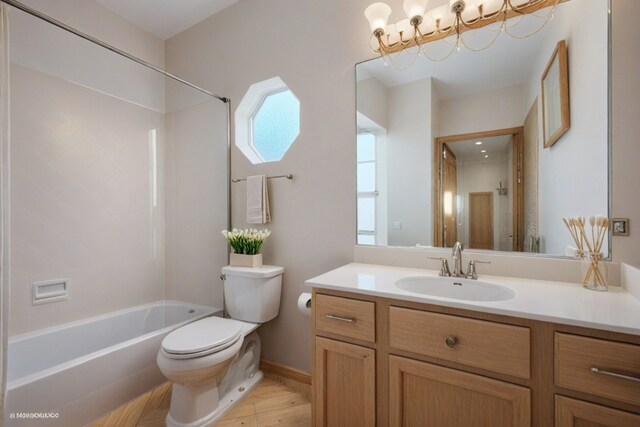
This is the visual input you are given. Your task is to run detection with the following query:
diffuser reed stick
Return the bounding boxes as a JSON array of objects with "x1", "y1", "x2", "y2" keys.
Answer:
[{"x1": 563, "y1": 216, "x2": 609, "y2": 290}]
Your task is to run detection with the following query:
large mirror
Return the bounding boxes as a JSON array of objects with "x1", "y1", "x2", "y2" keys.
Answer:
[{"x1": 356, "y1": 0, "x2": 609, "y2": 257}]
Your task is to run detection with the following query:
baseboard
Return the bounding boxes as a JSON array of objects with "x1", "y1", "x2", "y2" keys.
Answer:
[{"x1": 259, "y1": 359, "x2": 312, "y2": 385}]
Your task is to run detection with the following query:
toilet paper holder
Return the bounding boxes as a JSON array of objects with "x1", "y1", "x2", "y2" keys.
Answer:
[{"x1": 297, "y1": 293, "x2": 313, "y2": 316}]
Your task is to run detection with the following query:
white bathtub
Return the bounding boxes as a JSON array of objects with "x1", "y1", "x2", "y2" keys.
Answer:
[{"x1": 5, "y1": 300, "x2": 220, "y2": 426}]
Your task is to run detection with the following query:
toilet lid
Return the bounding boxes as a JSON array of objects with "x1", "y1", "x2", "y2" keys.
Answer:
[{"x1": 161, "y1": 316, "x2": 244, "y2": 357}]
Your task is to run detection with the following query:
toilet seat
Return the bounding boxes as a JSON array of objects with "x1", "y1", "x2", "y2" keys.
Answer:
[{"x1": 161, "y1": 317, "x2": 245, "y2": 360}]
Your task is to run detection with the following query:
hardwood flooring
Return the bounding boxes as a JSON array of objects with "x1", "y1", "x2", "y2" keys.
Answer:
[{"x1": 89, "y1": 373, "x2": 311, "y2": 427}]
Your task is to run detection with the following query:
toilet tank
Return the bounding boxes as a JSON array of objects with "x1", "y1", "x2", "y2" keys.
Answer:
[{"x1": 222, "y1": 265, "x2": 284, "y2": 323}]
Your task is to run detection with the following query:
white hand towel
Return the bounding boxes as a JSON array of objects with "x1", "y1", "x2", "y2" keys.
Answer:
[{"x1": 247, "y1": 175, "x2": 271, "y2": 224}]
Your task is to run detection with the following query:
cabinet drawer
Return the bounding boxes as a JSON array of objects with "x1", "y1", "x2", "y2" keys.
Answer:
[
  {"x1": 389, "y1": 307, "x2": 530, "y2": 379},
  {"x1": 315, "y1": 294, "x2": 375, "y2": 343},
  {"x1": 555, "y1": 333, "x2": 640, "y2": 406}
]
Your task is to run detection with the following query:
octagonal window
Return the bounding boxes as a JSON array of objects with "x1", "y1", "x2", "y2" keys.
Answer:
[
  {"x1": 251, "y1": 89, "x2": 300, "y2": 162},
  {"x1": 236, "y1": 77, "x2": 300, "y2": 164}
]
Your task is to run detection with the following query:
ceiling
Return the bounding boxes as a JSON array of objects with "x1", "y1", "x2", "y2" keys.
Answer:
[
  {"x1": 358, "y1": 29, "x2": 544, "y2": 100},
  {"x1": 447, "y1": 135, "x2": 512, "y2": 162},
  {"x1": 95, "y1": 0, "x2": 239, "y2": 40}
]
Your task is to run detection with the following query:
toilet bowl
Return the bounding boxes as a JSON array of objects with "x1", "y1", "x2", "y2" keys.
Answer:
[
  {"x1": 157, "y1": 317, "x2": 250, "y2": 427},
  {"x1": 157, "y1": 265, "x2": 283, "y2": 427}
]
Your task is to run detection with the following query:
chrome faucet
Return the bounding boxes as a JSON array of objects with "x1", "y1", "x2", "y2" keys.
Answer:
[{"x1": 451, "y1": 241, "x2": 465, "y2": 277}]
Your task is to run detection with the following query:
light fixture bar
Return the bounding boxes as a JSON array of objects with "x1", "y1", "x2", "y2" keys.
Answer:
[{"x1": 366, "y1": 0, "x2": 566, "y2": 58}]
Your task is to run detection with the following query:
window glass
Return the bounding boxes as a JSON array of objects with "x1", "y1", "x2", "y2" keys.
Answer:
[
  {"x1": 357, "y1": 234, "x2": 375, "y2": 245},
  {"x1": 357, "y1": 132, "x2": 377, "y2": 244},
  {"x1": 357, "y1": 197, "x2": 375, "y2": 232},
  {"x1": 252, "y1": 90, "x2": 300, "y2": 162},
  {"x1": 357, "y1": 162, "x2": 375, "y2": 193},
  {"x1": 357, "y1": 133, "x2": 376, "y2": 162}
]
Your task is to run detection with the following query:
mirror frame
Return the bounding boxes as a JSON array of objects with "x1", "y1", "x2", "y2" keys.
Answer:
[{"x1": 354, "y1": 0, "x2": 612, "y2": 260}]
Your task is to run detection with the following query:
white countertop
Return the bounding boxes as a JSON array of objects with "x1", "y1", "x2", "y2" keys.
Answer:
[{"x1": 305, "y1": 263, "x2": 640, "y2": 336}]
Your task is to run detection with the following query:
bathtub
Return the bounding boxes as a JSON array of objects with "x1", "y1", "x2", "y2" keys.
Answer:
[{"x1": 5, "y1": 300, "x2": 220, "y2": 426}]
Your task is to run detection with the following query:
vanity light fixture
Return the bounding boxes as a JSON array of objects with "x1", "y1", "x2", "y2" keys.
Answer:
[{"x1": 365, "y1": 0, "x2": 561, "y2": 67}]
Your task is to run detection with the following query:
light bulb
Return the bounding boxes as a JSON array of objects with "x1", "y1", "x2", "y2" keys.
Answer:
[
  {"x1": 386, "y1": 23, "x2": 401, "y2": 45},
  {"x1": 403, "y1": 0, "x2": 430, "y2": 20},
  {"x1": 365, "y1": 2, "x2": 392, "y2": 34},
  {"x1": 396, "y1": 19, "x2": 413, "y2": 41}
]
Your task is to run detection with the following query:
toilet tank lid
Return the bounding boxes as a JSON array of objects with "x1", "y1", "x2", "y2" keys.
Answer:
[{"x1": 222, "y1": 265, "x2": 284, "y2": 278}]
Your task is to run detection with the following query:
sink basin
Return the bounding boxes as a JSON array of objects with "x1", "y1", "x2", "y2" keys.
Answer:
[{"x1": 395, "y1": 276, "x2": 515, "y2": 302}]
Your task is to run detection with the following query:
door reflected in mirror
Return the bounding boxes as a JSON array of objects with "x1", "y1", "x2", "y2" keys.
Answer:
[
  {"x1": 355, "y1": 0, "x2": 609, "y2": 258},
  {"x1": 434, "y1": 128, "x2": 525, "y2": 252}
]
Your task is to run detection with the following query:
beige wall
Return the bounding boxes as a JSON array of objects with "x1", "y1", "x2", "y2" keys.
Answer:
[
  {"x1": 7, "y1": 0, "x2": 230, "y2": 337},
  {"x1": 456, "y1": 155, "x2": 513, "y2": 251},
  {"x1": 357, "y1": 77, "x2": 388, "y2": 130},
  {"x1": 612, "y1": 0, "x2": 640, "y2": 266},
  {"x1": 437, "y1": 84, "x2": 524, "y2": 137},
  {"x1": 19, "y1": 0, "x2": 164, "y2": 67},
  {"x1": 386, "y1": 78, "x2": 433, "y2": 246},
  {"x1": 164, "y1": 99, "x2": 229, "y2": 309},
  {"x1": 524, "y1": 0, "x2": 608, "y2": 255},
  {"x1": 164, "y1": 0, "x2": 639, "y2": 374},
  {"x1": 165, "y1": 0, "x2": 377, "y2": 373},
  {"x1": 9, "y1": 64, "x2": 165, "y2": 335}
]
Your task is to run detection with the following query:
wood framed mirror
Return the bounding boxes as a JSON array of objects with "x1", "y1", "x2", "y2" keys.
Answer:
[{"x1": 433, "y1": 127, "x2": 525, "y2": 252}]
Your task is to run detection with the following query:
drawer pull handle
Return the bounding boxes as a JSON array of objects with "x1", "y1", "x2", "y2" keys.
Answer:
[
  {"x1": 325, "y1": 314, "x2": 357, "y2": 323},
  {"x1": 445, "y1": 335, "x2": 458, "y2": 348},
  {"x1": 590, "y1": 366, "x2": 640, "y2": 382}
]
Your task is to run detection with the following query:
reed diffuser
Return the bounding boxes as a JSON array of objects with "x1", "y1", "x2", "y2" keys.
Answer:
[{"x1": 563, "y1": 216, "x2": 609, "y2": 291}]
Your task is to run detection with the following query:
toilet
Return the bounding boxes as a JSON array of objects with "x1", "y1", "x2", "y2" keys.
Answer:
[{"x1": 157, "y1": 265, "x2": 284, "y2": 427}]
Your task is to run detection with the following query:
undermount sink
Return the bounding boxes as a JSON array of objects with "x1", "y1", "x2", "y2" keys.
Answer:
[{"x1": 395, "y1": 276, "x2": 515, "y2": 302}]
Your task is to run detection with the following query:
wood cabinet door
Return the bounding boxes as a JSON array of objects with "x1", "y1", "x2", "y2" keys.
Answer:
[
  {"x1": 555, "y1": 396, "x2": 640, "y2": 427},
  {"x1": 314, "y1": 337, "x2": 375, "y2": 427},
  {"x1": 389, "y1": 356, "x2": 530, "y2": 427}
]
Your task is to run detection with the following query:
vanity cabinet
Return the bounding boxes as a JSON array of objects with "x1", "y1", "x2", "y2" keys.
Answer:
[{"x1": 311, "y1": 288, "x2": 640, "y2": 427}]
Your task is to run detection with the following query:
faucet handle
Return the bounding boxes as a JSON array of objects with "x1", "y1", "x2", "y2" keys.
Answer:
[
  {"x1": 428, "y1": 257, "x2": 451, "y2": 277},
  {"x1": 452, "y1": 241, "x2": 464, "y2": 256},
  {"x1": 466, "y1": 260, "x2": 491, "y2": 280}
]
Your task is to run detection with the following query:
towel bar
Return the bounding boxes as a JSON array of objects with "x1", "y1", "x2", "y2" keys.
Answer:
[{"x1": 232, "y1": 174, "x2": 294, "y2": 183}]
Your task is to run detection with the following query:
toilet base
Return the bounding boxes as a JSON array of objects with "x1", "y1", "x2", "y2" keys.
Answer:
[{"x1": 166, "y1": 369, "x2": 264, "y2": 427}]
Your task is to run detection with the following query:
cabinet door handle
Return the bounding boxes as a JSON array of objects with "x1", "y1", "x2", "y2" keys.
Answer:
[
  {"x1": 445, "y1": 335, "x2": 458, "y2": 348},
  {"x1": 325, "y1": 314, "x2": 357, "y2": 323},
  {"x1": 590, "y1": 366, "x2": 640, "y2": 382}
]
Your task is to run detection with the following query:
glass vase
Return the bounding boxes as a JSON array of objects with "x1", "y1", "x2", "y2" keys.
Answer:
[{"x1": 581, "y1": 252, "x2": 607, "y2": 292}]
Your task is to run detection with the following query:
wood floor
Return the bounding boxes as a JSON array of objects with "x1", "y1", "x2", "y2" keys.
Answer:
[{"x1": 88, "y1": 374, "x2": 311, "y2": 427}]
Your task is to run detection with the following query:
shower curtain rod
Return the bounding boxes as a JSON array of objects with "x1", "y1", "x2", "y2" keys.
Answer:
[{"x1": 1, "y1": 0, "x2": 229, "y2": 103}]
